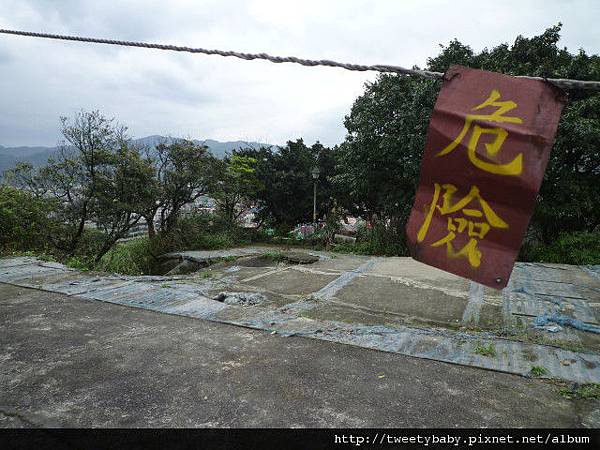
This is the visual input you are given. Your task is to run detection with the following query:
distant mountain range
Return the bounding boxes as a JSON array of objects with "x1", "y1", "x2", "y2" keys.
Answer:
[{"x1": 0, "y1": 135, "x2": 273, "y2": 174}]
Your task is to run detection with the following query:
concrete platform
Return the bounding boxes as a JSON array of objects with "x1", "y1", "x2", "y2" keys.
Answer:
[
  {"x1": 1, "y1": 284, "x2": 597, "y2": 427},
  {"x1": 1, "y1": 252, "x2": 600, "y2": 384}
]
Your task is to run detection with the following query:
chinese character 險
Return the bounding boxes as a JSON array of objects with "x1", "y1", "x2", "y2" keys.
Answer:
[{"x1": 417, "y1": 183, "x2": 509, "y2": 268}]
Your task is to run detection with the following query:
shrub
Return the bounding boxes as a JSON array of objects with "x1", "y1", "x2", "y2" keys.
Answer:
[
  {"x1": 70, "y1": 229, "x2": 106, "y2": 266},
  {"x1": 333, "y1": 240, "x2": 374, "y2": 255},
  {"x1": 192, "y1": 232, "x2": 235, "y2": 250},
  {"x1": 262, "y1": 250, "x2": 285, "y2": 262},
  {"x1": 333, "y1": 220, "x2": 408, "y2": 256},
  {"x1": 153, "y1": 212, "x2": 263, "y2": 254},
  {"x1": 527, "y1": 231, "x2": 600, "y2": 265},
  {"x1": 65, "y1": 256, "x2": 92, "y2": 271},
  {"x1": 0, "y1": 186, "x2": 55, "y2": 253},
  {"x1": 96, "y1": 238, "x2": 154, "y2": 275}
]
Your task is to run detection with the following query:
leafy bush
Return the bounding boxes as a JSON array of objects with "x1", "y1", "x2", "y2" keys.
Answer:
[
  {"x1": 261, "y1": 250, "x2": 285, "y2": 262},
  {"x1": 96, "y1": 238, "x2": 154, "y2": 275},
  {"x1": 334, "y1": 221, "x2": 408, "y2": 256},
  {"x1": 72, "y1": 229, "x2": 106, "y2": 266},
  {"x1": 0, "y1": 186, "x2": 55, "y2": 253},
  {"x1": 92, "y1": 213, "x2": 273, "y2": 276},
  {"x1": 153, "y1": 212, "x2": 263, "y2": 255},
  {"x1": 192, "y1": 232, "x2": 235, "y2": 250},
  {"x1": 65, "y1": 256, "x2": 92, "y2": 272},
  {"x1": 333, "y1": 241, "x2": 374, "y2": 255},
  {"x1": 527, "y1": 231, "x2": 600, "y2": 265}
]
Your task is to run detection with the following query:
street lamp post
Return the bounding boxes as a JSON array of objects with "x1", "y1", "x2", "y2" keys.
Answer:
[{"x1": 311, "y1": 167, "x2": 320, "y2": 228}]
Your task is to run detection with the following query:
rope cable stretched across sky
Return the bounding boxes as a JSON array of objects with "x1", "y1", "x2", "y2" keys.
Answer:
[{"x1": 1, "y1": 28, "x2": 600, "y2": 91}]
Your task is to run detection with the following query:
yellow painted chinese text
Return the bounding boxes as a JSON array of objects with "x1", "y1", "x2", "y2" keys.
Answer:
[
  {"x1": 417, "y1": 183, "x2": 509, "y2": 268},
  {"x1": 436, "y1": 89, "x2": 523, "y2": 176}
]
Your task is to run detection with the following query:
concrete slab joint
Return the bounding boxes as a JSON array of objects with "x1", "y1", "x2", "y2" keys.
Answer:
[{"x1": 1, "y1": 253, "x2": 600, "y2": 384}]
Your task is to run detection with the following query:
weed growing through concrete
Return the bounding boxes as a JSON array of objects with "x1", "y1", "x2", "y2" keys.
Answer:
[
  {"x1": 160, "y1": 283, "x2": 171, "y2": 288},
  {"x1": 530, "y1": 365, "x2": 548, "y2": 377},
  {"x1": 558, "y1": 383, "x2": 600, "y2": 400},
  {"x1": 199, "y1": 271, "x2": 213, "y2": 279},
  {"x1": 500, "y1": 328, "x2": 585, "y2": 353},
  {"x1": 446, "y1": 322, "x2": 462, "y2": 331},
  {"x1": 219, "y1": 256, "x2": 238, "y2": 262},
  {"x1": 461, "y1": 324, "x2": 484, "y2": 333},
  {"x1": 473, "y1": 341, "x2": 497, "y2": 357},
  {"x1": 530, "y1": 335, "x2": 586, "y2": 353},
  {"x1": 262, "y1": 251, "x2": 285, "y2": 262}
]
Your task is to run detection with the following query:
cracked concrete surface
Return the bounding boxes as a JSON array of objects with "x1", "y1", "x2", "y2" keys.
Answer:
[
  {"x1": 1, "y1": 252, "x2": 600, "y2": 383},
  {"x1": 2, "y1": 284, "x2": 598, "y2": 427},
  {"x1": 2, "y1": 251, "x2": 600, "y2": 428}
]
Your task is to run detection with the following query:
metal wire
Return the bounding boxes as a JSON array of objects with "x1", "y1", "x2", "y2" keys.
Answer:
[{"x1": 1, "y1": 28, "x2": 600, "y2": 91}]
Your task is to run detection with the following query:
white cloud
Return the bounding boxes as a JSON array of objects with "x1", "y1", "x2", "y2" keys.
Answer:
[{"x1": 0, "y1": 0, "x2": 598, "y2": 146}]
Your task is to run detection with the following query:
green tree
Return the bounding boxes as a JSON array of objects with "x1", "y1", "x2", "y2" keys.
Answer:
[
  {"x1": 237, "y1": 140, "x2": 337, "y2": 232},
  {"x1": 336, "y1": 75, "x2": 438, "y2": 225},
  {"x1": 0, "y1": 185, "x2": 56, "y2": 252},
  {"x1": 2, "y1": 162, "x2": 47, "y2": 198},
  {"x1": 212, "y1": 153, "x2": 262, "y2": 226},
  {"x1": 5, "y1": 111, "x2": 121, "y2": 254},
  {"x1": 140, "y1": 139, "x2": 215, "y2": 237},
  {"x1": 427, "y1": 24, "x2": 600, "y2": 243},
  {"x1": 4, "y1": 110, "x2": 156, "y2": 261},
  {"x1": 337, "y1": 24, "x2": 600, "y2": 251},
  {"x1": 93, "y1": 144, "x2": 156, "y2": 261}
]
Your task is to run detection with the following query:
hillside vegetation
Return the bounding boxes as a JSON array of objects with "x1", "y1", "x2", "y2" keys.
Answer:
[{"x1": 2, "y1": 25, "x2": 599, "y2": 272}]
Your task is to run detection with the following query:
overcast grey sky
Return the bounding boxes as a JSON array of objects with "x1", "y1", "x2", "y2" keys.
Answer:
[{"x1": 0, "y1": 0, "x2": 598, "y2": 147}]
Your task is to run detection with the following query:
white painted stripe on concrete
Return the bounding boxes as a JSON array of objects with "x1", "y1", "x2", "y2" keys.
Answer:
[
  {"x1": 313, "y1": 259, "x2": 377, "y2": 300},
  {"x1": 3, "y1": 258, "x2": 600, "y2": 383},
  {"x1": 462, "y1": 281, "x2": 484, "y2": 325},
  {"x1": 582, "y1": 266, "x2": 600, "y2": 281},
  {"x1": 502, "y1": 276, "x2": 514, "y2": 329},
  {"x1": 240, "y1": 267, "x2": 289, "y2": 283}
]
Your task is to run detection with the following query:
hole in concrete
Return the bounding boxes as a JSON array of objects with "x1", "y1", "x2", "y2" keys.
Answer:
[
  {"x1": 235, "y1": 256, "x2": 279, "y2": 267},
  {"x1": 214, "y1": 291, "x2": 266, "y2": 306},
  {"x1": 236, "y1": 252, "x2": 319, "y2": 267},
  {"x1": 156, "y1": 255, "x2": 232, "y2": 275},
  {"x1": 282, "y1": 252, "x2": 320, "y2": 264},
  {"x1": 155, "y1": 251, "x2": 319, "y2": 275}
]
